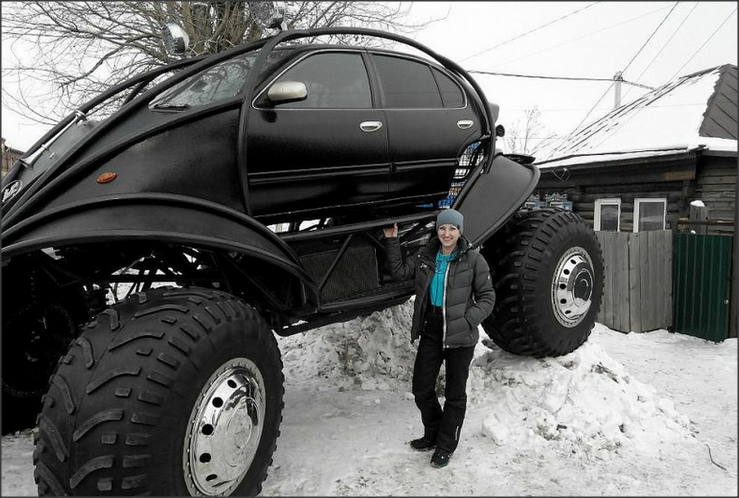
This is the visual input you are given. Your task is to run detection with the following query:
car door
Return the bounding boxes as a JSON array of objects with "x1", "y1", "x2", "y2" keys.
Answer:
[
  {"x1": 370, "y1": 53, "x2": 482, "y2": 206},
  {"x1": 247, "y1": 50, "x2": 389, "y2": 220}
]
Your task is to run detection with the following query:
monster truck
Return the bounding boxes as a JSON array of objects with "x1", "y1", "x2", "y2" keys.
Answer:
[{"x1": 1, "y1": 23, "x2": 603, "y2": 496}]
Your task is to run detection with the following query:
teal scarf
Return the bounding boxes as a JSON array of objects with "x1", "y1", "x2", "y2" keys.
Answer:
[{"x1": 430, "y1": 250, "x2": 456, "y2": 307}]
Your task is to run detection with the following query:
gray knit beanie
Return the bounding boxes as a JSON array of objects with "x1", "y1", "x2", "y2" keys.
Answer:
[{"x1": 436, "y1": 209, "x2": 464, "y2": 234}]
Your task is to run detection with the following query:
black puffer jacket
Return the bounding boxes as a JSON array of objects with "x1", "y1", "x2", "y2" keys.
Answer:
[{"x1": 383, "y1": 235, "x2": 495, "y2": 348}]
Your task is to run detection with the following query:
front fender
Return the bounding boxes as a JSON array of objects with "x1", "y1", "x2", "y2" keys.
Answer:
[{"x1": 1, "y1": 193, "x2": 319, "y2": 304}]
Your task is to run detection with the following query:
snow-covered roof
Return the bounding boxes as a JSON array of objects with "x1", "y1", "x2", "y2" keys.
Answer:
[{"x1": 537, "y1": 64, "x2": 738, "y2": 169}]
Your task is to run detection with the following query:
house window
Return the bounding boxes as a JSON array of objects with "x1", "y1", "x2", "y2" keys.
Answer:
[
  {"x1": 634, "y1": 198, "x2": 667, "y2": 232},
  {"x1": 594, "y1": 198, "x2": 621, "y2": 232}
]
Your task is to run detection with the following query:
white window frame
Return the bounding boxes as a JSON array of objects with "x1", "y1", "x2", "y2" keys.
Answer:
[
  {"x1": 594, "y1": 198, "x2": 621, "y2": 232},
  {"x1": 633, "y1": 198, "x2": 667, "y2": 232}
]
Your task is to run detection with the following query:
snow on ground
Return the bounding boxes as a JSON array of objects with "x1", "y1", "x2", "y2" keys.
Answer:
[{"x1": 2, "y1": 299, "x2": 737, "y2": 496}]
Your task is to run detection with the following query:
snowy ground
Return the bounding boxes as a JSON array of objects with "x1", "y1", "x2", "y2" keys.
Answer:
[{"x1": 2, "y1": 299, "x2": 737, "y2": 496}]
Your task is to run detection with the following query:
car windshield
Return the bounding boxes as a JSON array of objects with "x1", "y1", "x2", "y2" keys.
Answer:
[{"x1": 150, "y1": 49, "x2": 291, "y2": 110}]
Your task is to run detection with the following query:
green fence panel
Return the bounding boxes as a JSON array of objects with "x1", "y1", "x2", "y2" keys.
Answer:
[{"x1": 673, "y1": 233, "x2": 734, "y2": 341}]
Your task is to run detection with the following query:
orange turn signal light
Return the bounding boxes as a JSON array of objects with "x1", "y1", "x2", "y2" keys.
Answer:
[{"x1": 97, "y1": 172, "x2": 117, "y2": 184}]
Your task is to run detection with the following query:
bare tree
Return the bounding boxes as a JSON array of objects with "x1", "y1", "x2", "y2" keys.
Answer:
[
  {"x1": 1, "y1": 1, "x2": 434, "y2": 125},
  {"x1": 504, "y1": 107, "x2": 558, "y2": 157}
]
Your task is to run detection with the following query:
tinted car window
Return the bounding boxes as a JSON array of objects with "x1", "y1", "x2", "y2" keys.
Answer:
[
  {"x1": 150, "y1": 53, "x2": 256, "y2": 110},
  {"x1": 432, "y1": 68, "x2": 465, "y2": 108},
  {"x1": 373, "y1": 55, "x2": 442, "y2": 109},
  {"x1": 274, "y1": 52, "x2": 371, "y2": 109},
  {"x1": 150, "y1": 50, "x2": 291, "y2": 110}
]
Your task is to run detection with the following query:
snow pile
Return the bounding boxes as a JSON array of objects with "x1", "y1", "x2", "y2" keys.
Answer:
[
  {"x1": 468, "y1": 340, "x2": 693, "y2": 457},
  {"x1": 277, "y1": 300, "x2": 417, "y2": 392},
  {"x1": 279, "y1": 301, "x2": 694, "y2": 458}
]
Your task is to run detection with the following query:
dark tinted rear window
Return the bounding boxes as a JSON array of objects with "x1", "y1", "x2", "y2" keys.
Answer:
[
  {"x1": 432, "y1": 68, "x2": 465, "y2": 108},
  {"x1": 373, "y1": 54, "x2": 442, "y2": 109}
]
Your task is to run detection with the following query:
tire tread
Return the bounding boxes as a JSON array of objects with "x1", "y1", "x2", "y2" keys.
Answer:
[
  {"x1": 481, "y1": 207, "x2": 604, "y2": 357},
  {"x1": 35, "y1": 286, "x2": 283, "y2": 496}
]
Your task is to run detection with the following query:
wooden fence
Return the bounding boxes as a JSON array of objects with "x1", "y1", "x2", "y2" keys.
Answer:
[{"x1": 595, "y1": 230, "x2": 673, "y2": 332}]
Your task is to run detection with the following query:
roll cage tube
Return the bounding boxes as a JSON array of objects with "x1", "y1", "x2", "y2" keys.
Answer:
[
  {"x1": 1, "y1": 35, "x2": 277, "y2": 228},
  {"x1": 4, "y1": 57, "x2": 201, "y2": 182},
  {"x1": 236, "y1": 26, "x2": 497, "y2": 216},
  {"x1": 1, "y1": 57, "x2": 206, "y2": 219},
  {"x1": 3, "y1": 27, "x2": 496, "y2": 230}
]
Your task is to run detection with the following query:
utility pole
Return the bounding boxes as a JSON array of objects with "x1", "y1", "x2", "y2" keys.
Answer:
[{"x1": 613, "y1": 71, "x2": 624, "y2": 108}]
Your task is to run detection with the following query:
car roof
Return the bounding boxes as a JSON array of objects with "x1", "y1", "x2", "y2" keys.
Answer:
[{"x1": 271, "y1": 43, "x2": 450, "y2": 73}]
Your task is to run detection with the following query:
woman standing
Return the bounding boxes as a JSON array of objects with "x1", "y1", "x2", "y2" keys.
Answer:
[{"x1": 382, "y1": 209, "x2": 495, "y2": 468}]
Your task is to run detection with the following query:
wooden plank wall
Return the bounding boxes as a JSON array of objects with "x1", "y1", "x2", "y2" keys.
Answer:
[
  {"x1": 695, "y1": 159, "x2": 736, "y2": 235},
  {"x1": 595, "y1": 230, "x2": 673, "y2": 332},
  {"x1": 570, "y1": 188, "x2": 686, "y2": 232},
  {"x1": 535, "y1": 182, "x2": 689, "y2": 233}
]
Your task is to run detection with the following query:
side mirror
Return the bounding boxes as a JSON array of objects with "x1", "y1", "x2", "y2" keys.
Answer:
[
  {"x1": 163, "y1": 23, "x2": 190, "y2": 57},
  {"x1": 267, "y1": 81, "x2": 308, "y2": 105},
  {"x1": 495, "y1": 124, "x2": 505, "y2": 137}
]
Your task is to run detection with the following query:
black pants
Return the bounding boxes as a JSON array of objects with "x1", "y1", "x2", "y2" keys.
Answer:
[{"x1": 412, "y1": 307, "x2": 475, "y2": 453}]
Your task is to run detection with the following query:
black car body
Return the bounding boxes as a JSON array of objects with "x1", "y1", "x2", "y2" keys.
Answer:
[{"x1": 2, "y1": 27, "x2": 540, "y2": 328}]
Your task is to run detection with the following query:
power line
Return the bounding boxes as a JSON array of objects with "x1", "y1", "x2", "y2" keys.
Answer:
[
  {"x1": 586, "y1": 5, "x2": 735, "y2": 155},
  {"x1": 547, "y1": 2, "x2": 679, "y2": 158},
  {"x1": 459, "y1": 2, "x2": 600, "y2": 64},
  {"x1": 481, "y1": 4, "x2": 673, "y2": 71},
  {"x1": 622, "y1": 2, "x2": 700, "y2": 102},
  {"x1": 507, "y1": 137, "x2": 562, "y2": 141},
  {"x1": 548, "y1": 82, "x2": 615, "y2": 158},
  {"x1": 669, "y1": 6, "x2": 738, "y2": 80},
  {"x1": 468, "y1": 70, "x2": 655, "y2": 89},
  {"x1": 634, "y1": 2, "x2": 699, "y2": 82},
  {"x1": 621, "y1": 2, "x2": 680, "y2": 74}
]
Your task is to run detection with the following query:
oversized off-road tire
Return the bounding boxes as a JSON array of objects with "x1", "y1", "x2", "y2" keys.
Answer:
[
  {"x1": 33, "y1": 287, "x2": 284, "y2": 496},
  {"x1": 481, "y1": 207, "x2": 604, "y2": 357}
]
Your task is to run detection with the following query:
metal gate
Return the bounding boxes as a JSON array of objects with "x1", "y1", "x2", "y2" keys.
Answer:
[{"x1": 673, "y1": 233, "x2": 734, "y2": 341}]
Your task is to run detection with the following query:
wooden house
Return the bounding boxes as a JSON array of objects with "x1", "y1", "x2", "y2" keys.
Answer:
[
  {"x1": 529, "y1": 64, "x2": 737, "y2": 339},
  {"x1": 532, "y1": 64, "x2": 737, "y2": 235},
  {"x1": 2, "y1": 138, "x2": 25, "y2": 178}
]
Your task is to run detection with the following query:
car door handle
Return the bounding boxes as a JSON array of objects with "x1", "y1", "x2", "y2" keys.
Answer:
[
  {"x1": 457, "y1": 119, "x2": 474, "y2": 130},
  {"x1": 360, "y1": 121, "x2": 383, "y2": 132}
]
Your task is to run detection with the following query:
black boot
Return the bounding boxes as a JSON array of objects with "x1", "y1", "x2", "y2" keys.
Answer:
[
  {"x1": 430, "y1": 449, "x2": 452, "y2": 468},
  {"x1": 409, "y1": 436, "x2": 436, "y2": 452}
]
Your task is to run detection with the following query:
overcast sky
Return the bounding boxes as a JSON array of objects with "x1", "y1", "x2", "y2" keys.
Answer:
[
  {"x1": 2, "y1": 1, "x2": 737, "y2": 154},
  {"x1": 405, "y1": 1, "x2": 738, "y2": 155}
]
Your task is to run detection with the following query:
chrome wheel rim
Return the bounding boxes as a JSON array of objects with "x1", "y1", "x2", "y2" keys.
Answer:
[
  {"x1": 184, "y1": 358, "x2": 266, "y2": 496},
  {"x1": 551, "y1": 247, "x2": 595, "y2": 327}
]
